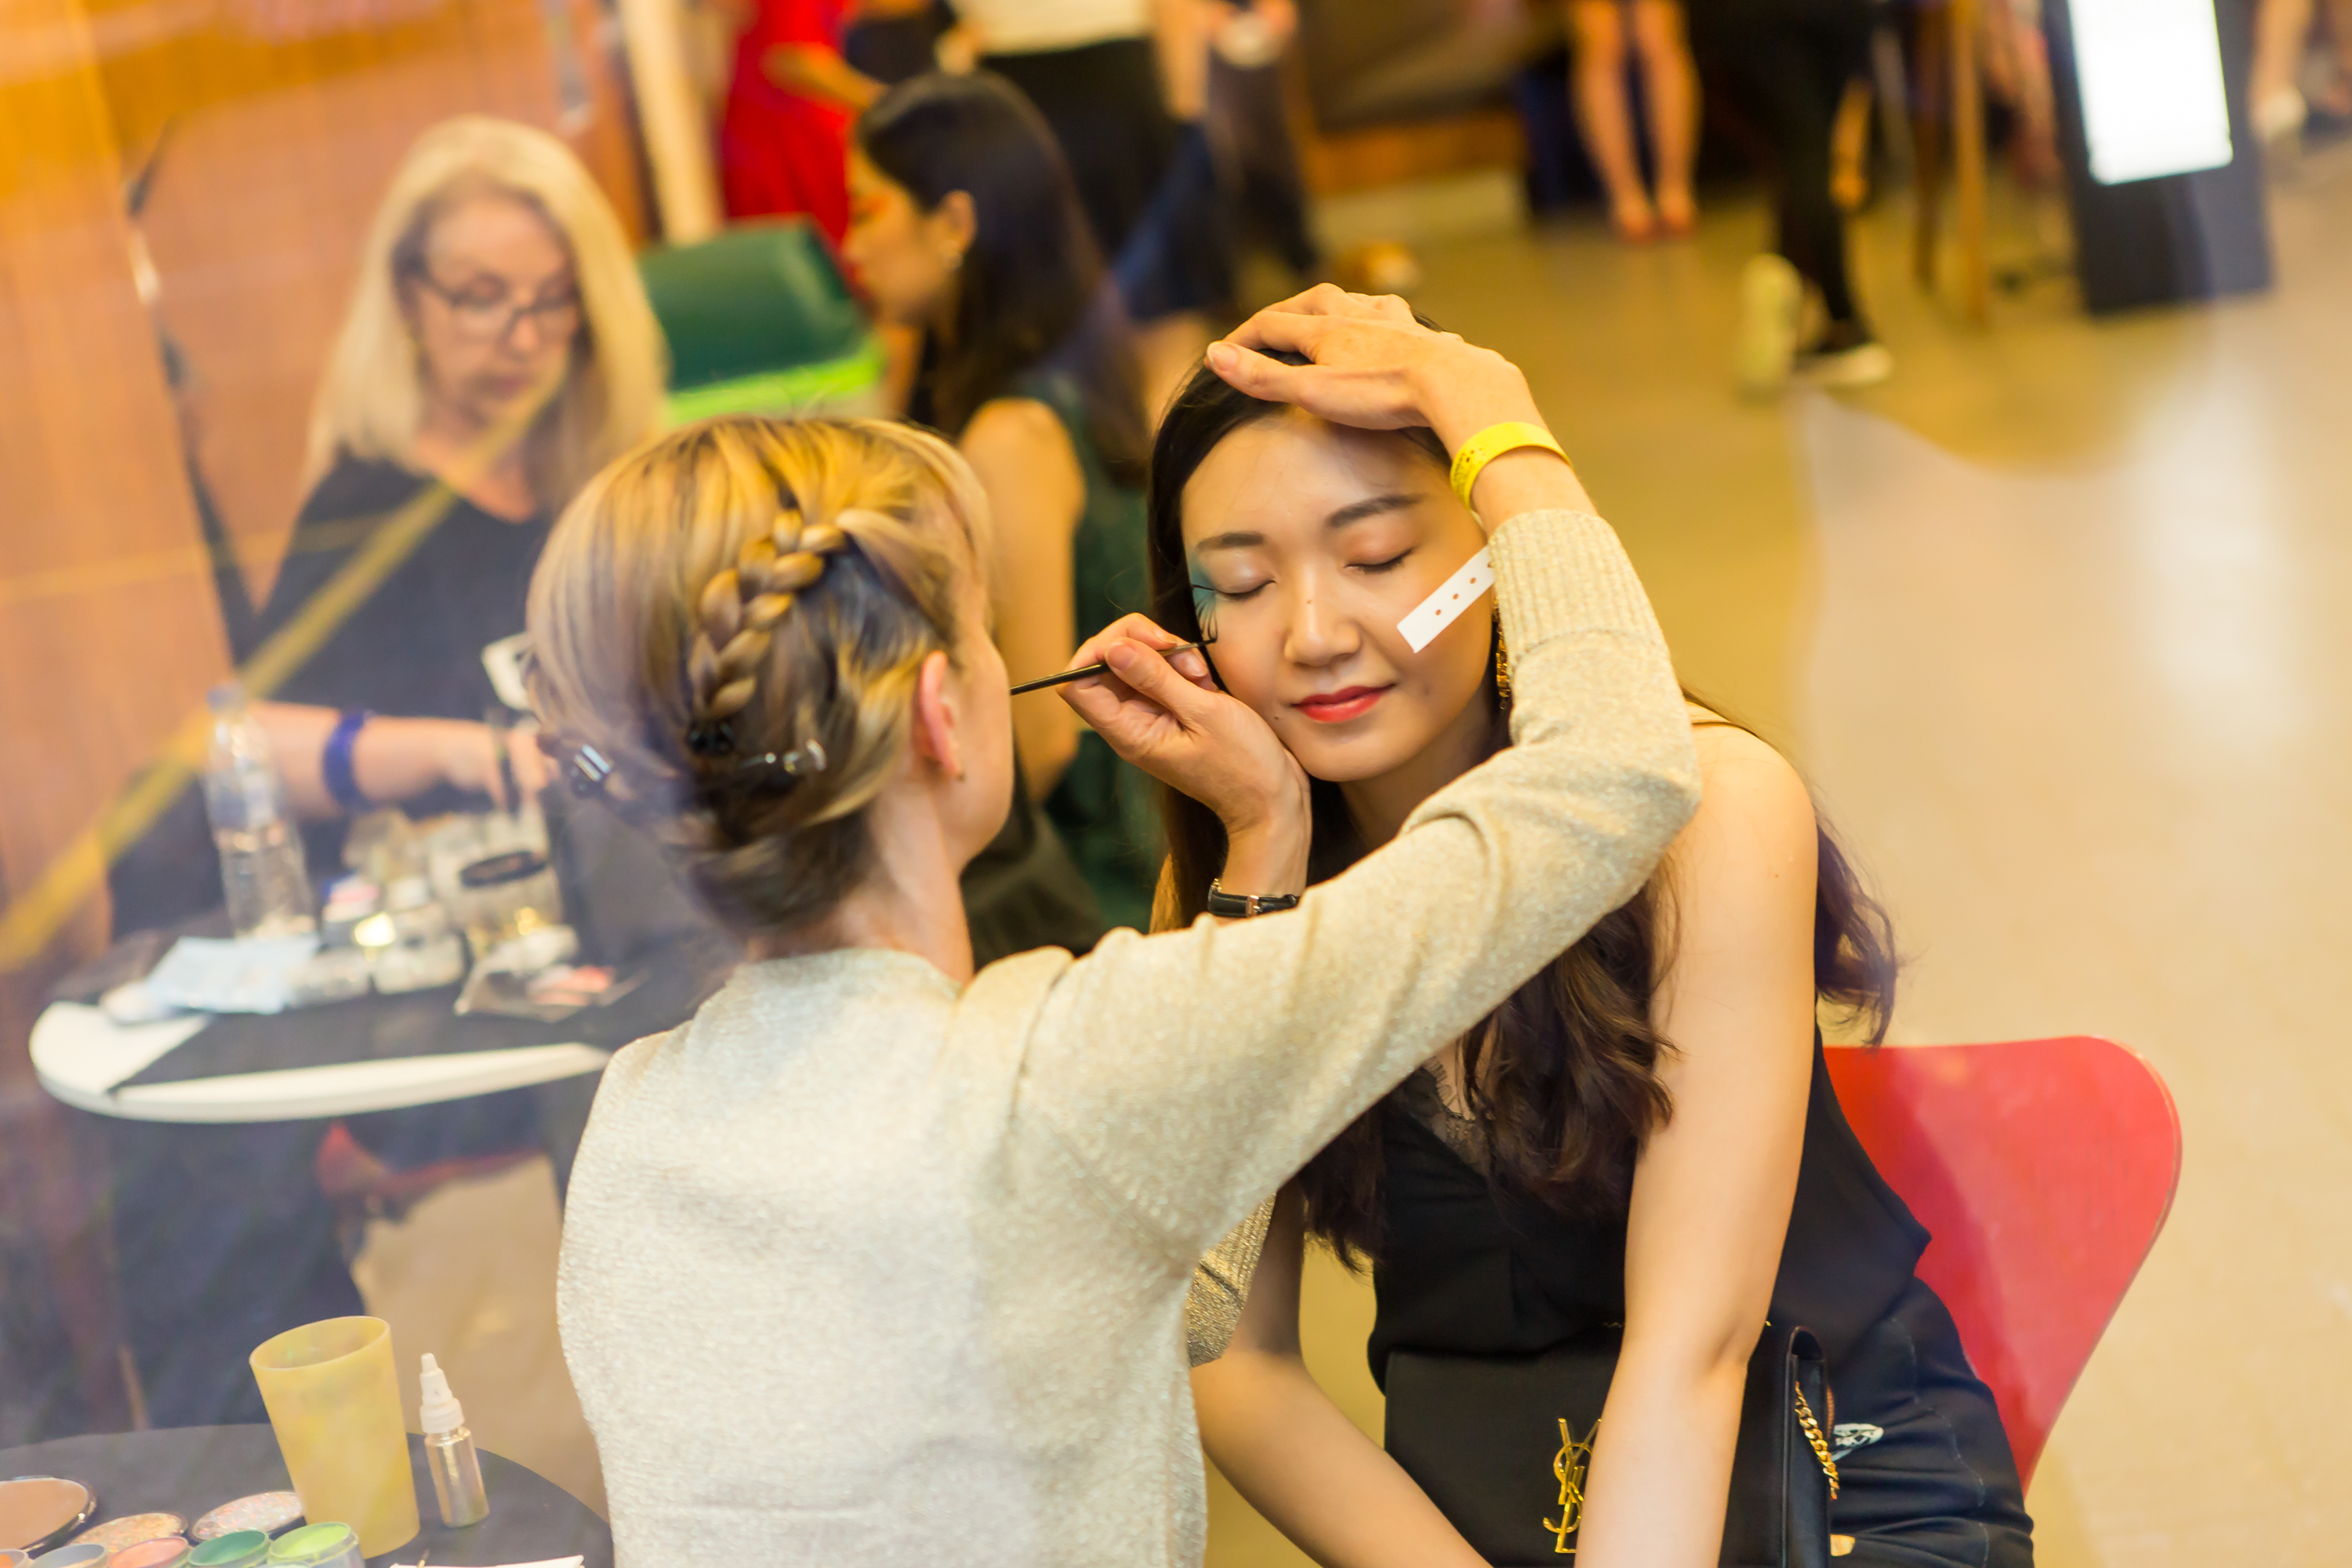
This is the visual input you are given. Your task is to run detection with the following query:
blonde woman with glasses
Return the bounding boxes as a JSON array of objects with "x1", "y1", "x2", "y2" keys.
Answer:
[
  {"x1": 103, "y1": 116, "x2": 663, "y2": 1427},
  {"x1": 123, "y1": 116, "x2": 666, "y2": 925},
  {"x1": 537, "y1": 292, "x2": 1700, "y2": 1564}
]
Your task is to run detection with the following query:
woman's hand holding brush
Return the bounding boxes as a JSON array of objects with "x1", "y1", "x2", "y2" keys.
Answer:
[{"x1": 1058, "y1": 614, "x2": 1309, "y2": 901}]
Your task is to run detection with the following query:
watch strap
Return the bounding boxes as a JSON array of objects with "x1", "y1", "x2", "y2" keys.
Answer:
[{"x1": 1207, "y1": 879, "x2": 1301, "y2": 919}]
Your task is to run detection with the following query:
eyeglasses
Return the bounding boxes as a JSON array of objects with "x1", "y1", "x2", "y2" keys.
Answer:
[{"x1": 412, "y1": 272, "x2": 583, "y2": 343}]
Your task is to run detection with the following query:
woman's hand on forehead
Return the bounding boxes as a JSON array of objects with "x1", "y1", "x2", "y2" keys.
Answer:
[{"x1": 1207, "y1": 285, "x2": 1544, "y2": 453}]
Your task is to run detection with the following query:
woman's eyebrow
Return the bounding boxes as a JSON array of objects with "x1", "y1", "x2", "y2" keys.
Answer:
[
  {"x1": 1192, "y1": 529, "x2": 1266, "y2": 553},
  {"x1": 1325, "y1": 492, "x2": 1421, "y2": 528}
]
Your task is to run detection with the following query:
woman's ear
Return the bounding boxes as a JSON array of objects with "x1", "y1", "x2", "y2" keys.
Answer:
[
  {"x1": 909, "y1": 648, "x2": 966, "y2": 783},
  {"x1": 935, "y1": 191, "x2": 978, "y2": 263}
]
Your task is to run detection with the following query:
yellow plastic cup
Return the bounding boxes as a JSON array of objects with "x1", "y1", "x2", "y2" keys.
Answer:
[{"x1": 248, "y1": 1317, "x2": 419, "y2": 1557}]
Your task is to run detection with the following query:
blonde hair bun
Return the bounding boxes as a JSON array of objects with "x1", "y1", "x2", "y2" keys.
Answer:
[{"x1": 527, "y1": 416, "x2": 991, "y2": 935}]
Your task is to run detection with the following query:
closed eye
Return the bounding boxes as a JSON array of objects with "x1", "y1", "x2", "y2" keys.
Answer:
[
  {"x1": 1192, "y1": 578, "x2": 1268, "y2": 601},
  {"x1": 1354, "y1": 551, "x2": 1412, "y2": 575}
]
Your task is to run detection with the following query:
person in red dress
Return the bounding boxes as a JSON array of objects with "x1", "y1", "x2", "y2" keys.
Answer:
[{"x1": 717, "y1": 0, "x2": 889, "y2": 242}]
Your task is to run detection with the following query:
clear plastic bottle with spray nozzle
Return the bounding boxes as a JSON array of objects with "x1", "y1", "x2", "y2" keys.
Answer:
[{"x1": 419, "y1": 1352, "x2": 489, "y2": 1527}]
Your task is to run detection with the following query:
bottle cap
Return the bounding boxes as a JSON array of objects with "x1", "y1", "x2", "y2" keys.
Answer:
[{"x1": 419, "y1": 1353, "x2": 464, "y2": 1436}]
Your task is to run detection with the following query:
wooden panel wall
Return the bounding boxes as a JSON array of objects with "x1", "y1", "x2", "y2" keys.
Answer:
[
  {"x1": 0, "y1": 0, "x2": 227, "y2": 1429},
  {"x1": 0, "y1": 0, "x2": 650, "y2": 1433}
]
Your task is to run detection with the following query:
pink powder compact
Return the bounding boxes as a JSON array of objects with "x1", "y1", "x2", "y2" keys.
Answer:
[
  {"x1": 71, "y1": 1514, "x2": 185, "y2": 1553},
  {"x1": 110, "y1": 1540, "x2": 193, "y2": 1568}
]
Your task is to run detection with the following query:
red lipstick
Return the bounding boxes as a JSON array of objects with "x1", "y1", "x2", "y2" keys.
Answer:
[{"x1": 1295, "y1": 686, "x2": 1388, "y2": 724}]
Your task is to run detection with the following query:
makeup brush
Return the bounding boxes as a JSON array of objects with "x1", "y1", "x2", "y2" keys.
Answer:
[{"x1": 1009, "y1": 635, "x2": 1217, "y2": 696}]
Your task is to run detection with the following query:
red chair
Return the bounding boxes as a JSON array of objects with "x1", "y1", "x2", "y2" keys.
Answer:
[{"x1": 1823, "y1": 1036, "x2": 2180, "y2": 1486}]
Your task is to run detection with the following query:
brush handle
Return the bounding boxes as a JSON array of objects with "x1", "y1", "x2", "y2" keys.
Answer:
[{"x1": 1009, "y1": 638, "x2": 1213, "y2": 696}]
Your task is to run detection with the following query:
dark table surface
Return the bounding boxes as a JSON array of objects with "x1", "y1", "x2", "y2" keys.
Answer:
[{"x1": 0, "y1": 1426, "x2": 611, "y2": 1567}]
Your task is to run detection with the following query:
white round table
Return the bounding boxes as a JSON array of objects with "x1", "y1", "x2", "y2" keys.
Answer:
[{"x1": 31, "y1": 1000, "x2": 612, "y2": 1123}]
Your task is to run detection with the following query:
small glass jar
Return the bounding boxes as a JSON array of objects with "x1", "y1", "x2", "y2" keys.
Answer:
[
  {"x1": 263, "y1": 1523, "x2": 361, "y2": 1568},
  {"x1": 186, "y1": 1531, "x2": 269, "y2": 1568}
]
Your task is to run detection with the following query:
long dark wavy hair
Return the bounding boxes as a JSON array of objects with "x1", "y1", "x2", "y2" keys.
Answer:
[
  {"x1": 855, "y1": 72, "x2": 1148, "y2": 485},
  {"x1": 1145, "y1": 357, "x2": 1900, "y2": 1262}
]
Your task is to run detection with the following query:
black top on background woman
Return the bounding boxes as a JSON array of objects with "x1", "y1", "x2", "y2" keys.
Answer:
[
  {"x1": 1158, "y1": 346, "x2": 2030, "y2": 1567},
  {"x1": 846, "y1": 71, "x2": 1163, "y2": 937}
]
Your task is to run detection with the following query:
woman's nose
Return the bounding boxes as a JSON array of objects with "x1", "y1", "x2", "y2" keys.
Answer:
[{"x1": 1282, "y1": 584, "x2": 1360, "y2": 667}]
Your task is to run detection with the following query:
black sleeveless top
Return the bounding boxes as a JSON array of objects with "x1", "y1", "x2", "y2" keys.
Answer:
[{"x1": 1367, "y1": 1040, "x2": 1931, "y2": 1388}]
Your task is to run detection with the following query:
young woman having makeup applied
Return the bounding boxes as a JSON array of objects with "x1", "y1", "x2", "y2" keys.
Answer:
[
  {"x1": 1160, "y1": 327, "x2": 2034, "y2": 1568},
  {"x1": 535, "y1": 292, "x2": 1701, "y2": 1565}
]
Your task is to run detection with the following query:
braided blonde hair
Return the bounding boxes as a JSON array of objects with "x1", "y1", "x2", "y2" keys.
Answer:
[{"x1": 526, "y1": 416, "x2": 990, "y2": 933}]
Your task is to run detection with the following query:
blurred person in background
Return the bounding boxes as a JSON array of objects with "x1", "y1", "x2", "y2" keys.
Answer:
[
  {"x1": 1693, "y1": 0, "x2": 1893, "y2": 391},
  {"x1": 718, "y1": 0, "x2": 887, "y2": 241},
  {"x1": 1205, "y1": 0, "x2": 1320, "y2": 284},
  {"x1": 1568, "y1": 0, "x2": 1703, "y2": 241},
  {"x1": 114, "y1": 114, "x2": 665, "y2": 947},
  {"x1": 102, "y1": 114, "x2": 663, "y2": 1427},
  {"x1": 845, "y1": 0, "x2": 956, "y2": 84},
  {"x1": 2252, "y1": 0, "x2": 2352, "y2": 150},
  {"x1": 945, "y1": 0, "x2": 1232, "y2": 414},
  {"x1": 846, "y1": 72, "x2": 1160, "y2": 937}
]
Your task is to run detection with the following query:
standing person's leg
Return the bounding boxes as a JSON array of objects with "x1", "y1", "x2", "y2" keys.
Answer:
[
  {"x1": 1628, "y1": 0, "x2": 1702, "y2": 233},
  {"x1": 1570, "y1": 0, "x2": 1659, "y2": 238},
  {"x1": 2252, "y1": 0, "x2": 2318, "y2": 140},
  {"x1": 2317, "y1": 0, "x2": 2352, "y2": 114},
  {"x1": 1788, "y1": 0, "x2": 1891, "y2": 379},
  {"x1": 1710, "y1": 0, "x2": 1889, "y2": 388}
]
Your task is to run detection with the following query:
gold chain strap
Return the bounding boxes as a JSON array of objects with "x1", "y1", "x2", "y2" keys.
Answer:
[{"x1": 1793, "y1": 1385, "x2": 1840, "y2": 1501}]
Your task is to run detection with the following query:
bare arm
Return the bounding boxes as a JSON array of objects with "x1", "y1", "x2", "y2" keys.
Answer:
[
  {"x1": 256, "y1": 702, "x2": 550, "y2": 819},
  {"x1": 1571, "y1": 724, "x2": 1821, "y2": 1568},
  {"x1": 1192, "y1": 1189, "x2": 1486, "y2": 1568},
  {"x1": 962, "y1": 397, "x2": 1088, "y2": 796},
  {"x1": 760, "y1": 42, "x2": 883, "y2": 112}
]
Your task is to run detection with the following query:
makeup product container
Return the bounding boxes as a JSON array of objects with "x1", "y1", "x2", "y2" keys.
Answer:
[
  {"x1": 417, "y1": 1352, "x2": 488, "y2": 1528},
  {"x1": 248, "y1": 1317, "x2": 419, "y2": 1557},
  {"x1": 28, "y1": 1544, "x2": 110, "y2": 1568},
  {"x1": 71, "y1": 1516, "x2": 182, "y2": 1554},
  {"x1": 0, "y1": 1479, "x2": 98, "y2": 1554},
  {"x1": 186, "y1": 1533, "x2": 268, "y2": 1568},
  {"x1": 186, "y1": 1499, "x2": 299, "y2": 1546},
  {"x1": 260, "y1": 1525, "x2": 359, "y2": 1568},
  {"x1": 107, "y1": 1541, "x2": 189, "y2": 1568}
]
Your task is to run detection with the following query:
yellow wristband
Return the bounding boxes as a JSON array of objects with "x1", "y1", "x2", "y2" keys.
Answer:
[{"x1": 1448, "y1": 421, "x2": 1570, "y2": 510}]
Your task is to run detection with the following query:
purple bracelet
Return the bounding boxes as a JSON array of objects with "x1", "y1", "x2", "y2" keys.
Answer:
[{"x1": 322, "y1": 708, "x2": 372, "y2": 813}]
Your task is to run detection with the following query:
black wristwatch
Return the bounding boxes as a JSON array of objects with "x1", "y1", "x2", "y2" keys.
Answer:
[{"x1": 1206, "y1": 879, "x2": 1301, "y2": 918}]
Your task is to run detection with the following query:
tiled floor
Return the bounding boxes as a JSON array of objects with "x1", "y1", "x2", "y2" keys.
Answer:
[{"x1": 347, "y1": 150, "x2": 2352, "y2": 1566}]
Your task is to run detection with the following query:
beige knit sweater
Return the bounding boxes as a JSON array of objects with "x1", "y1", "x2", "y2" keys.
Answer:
[{"x1": 557, "y1": 509, "x2": 1699, "y2": 1567}]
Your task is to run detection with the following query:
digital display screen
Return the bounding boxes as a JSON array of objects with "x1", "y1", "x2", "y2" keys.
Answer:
[{"x1": 2070, "y1": 0, "x2": 2237, "y2": 184}]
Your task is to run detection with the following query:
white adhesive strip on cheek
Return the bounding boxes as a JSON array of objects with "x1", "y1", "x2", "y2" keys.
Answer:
[{"x1": 1397, "y1": 546, "x2": 1494, "y2": 653}]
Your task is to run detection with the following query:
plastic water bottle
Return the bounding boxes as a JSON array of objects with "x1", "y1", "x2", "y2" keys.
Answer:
[{"x1": 203, "y1": 684, "x2": 316, "y2": 939}]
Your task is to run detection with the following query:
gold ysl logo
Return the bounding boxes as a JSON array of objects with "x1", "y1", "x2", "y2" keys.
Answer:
[{"x1": 1545, "y1": 1417, "x2": 1598, "y2": 1554}]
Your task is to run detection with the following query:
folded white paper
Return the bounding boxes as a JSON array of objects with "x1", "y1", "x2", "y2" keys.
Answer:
[
  {"x1": 1397, "y1": 546, "x2": 1494, "y2": 653},
  {"x1": 143, "y1": 934, "x2": 321, "y2": 1014}
]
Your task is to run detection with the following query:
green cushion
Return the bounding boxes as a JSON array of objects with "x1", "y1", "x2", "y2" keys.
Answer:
[
  {"x1": 663, "y1": 337, "x2": 888, "y2": 423},
  {"x1": 637, "y1": 217, "x2": 871, "y2": 392}
]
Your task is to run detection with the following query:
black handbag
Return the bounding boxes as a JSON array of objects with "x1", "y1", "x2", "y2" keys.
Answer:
[{"x1": 1384, "y1": 1321, "x2": 1840, "y2": 1566}]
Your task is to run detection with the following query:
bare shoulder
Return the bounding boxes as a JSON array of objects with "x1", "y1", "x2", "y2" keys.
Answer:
[
  {"x1": 1676, "y1": 712, "x2": 1818, "y2": 872},
  {"x1": 960, "y1": 395, "x2": 1078, "y2": 468}
]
